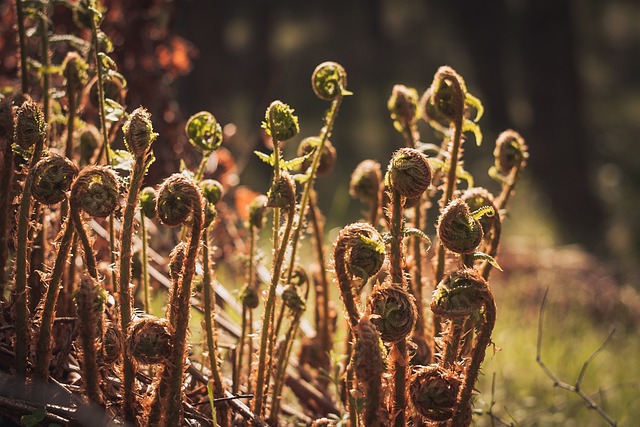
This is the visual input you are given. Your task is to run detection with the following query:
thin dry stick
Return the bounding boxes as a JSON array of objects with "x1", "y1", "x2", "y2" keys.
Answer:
[{"x1": 536, "y1": 289, "x2": 618, "y2": 427}]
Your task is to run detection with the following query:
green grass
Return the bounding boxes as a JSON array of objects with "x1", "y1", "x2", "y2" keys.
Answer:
[{"x1": 474, "y1": 270, "x2": 640, "y2": 426}]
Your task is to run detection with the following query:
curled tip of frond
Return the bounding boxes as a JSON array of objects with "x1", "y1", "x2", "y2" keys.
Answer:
[
  {"x1": 127, "y1": 316, "x2": 173, "y2": 365},
  {"x1": 101, "y1": 322, "x2": 124, "y2": 364},
  {"x1": 437, "y1": 198, "x2": 483, "y2": 254},
  {"x1": 388, "y1": 147, "x2": 432, "y2": 199},
  {"x1": 264, "y1": 101, "x2": 299, "y2": 142},
  {"x1": 388, "y1": 84, "x2": 420, "y2": 128},
  {"x1": 409, "y1": 364, "x2": 460, "y2": 422},
  {"x1": 31, "y1": 155, "x2": 79, "y2": 205},
  {"x1": 368, "y1": 281, "x2": 417, "y2": 343},
  {"x1": 349, "y1": 159, "x2": 382, "y2": 205},
  {"x1": 267, "y1": 172, "x2": 296, "y2": 211},
  {"x1": 123, "y1": 106, "x2": 157, "y2": 158},
  {"x1": 494, "y1": 129, "x2": 528, "y2": 175},
  {"x1": 248, "y1": 194, "x2": 269, "y2": 230},
  {"x1": 239, "y1": 284, "x2": 259, "y2": 309},
  {"x1": 460, "y1": 187, "x2": 499, "y2": 237},
  {"x1": 79, "y1": 125, "x2": 101, "y2": 165},
  {"x1": 185, "y1": 111, "x2": 223, "y2": 152},
  {"x1": 168, "y1": 241, "x2": 187, "y2": 281},
  {"x1": 156, "y1": 173, "x2": 203, "y2": 227},
  {"x1": 311, "y1": 61, "x2": 349, "y2": 101},
  {"x1": 430, "y1": 268, "x2": 489, "y2": 318},
  {"x1": 199, "y1": 179, "x2": 224, "y2": 205},
  {"x1": 297, "y1": 137, "x2": 337, "y2": 176},
  {"x1": 62, "y1": 51, "x2": 89, "y2": 93},
  {"x1": 14, "y1": 98, "x2": 46, "y2": 151},
  {"x1": 334, "y1": 222, "x2": 386, "y2": 281},
  {"x1": 70, "y1": 165, "x2": 119, "y2": 218}
]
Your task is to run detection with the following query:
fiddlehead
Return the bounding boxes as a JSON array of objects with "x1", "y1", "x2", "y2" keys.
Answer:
[
  {"x1": 13, "y1": 98, "x2": 46, "y2": 154},
  {"x1": 431, "y1": 268, "x2": 487, "y2": 318},
  {"x1": 101, "y1": 322, "x2": 124, "y2": 365},
  {"x1": 266, "y1": 171, "x2": 296, "y2": 214},
  {"x1": 62, "y1": 51, "x2": 89, "y2": 160},
  {"x1": 409, "y1": 365, "x2": 460, "y2": 422},
  {"x1": 264, "y1": 100, "x2": 300, "y2": 143},
  {"x1": 388, "y1": 84, "x2": 420, "y2": 144},
  {"x1": 127, "y1": 316, "x2": 173, "y2": 365},
  {"x1": 437, "y1": 198, "x2": 484, "y2": 255},
  {"x1": 73, "y1": 274, "x2": 108, "y2": 405},
  {"x1": 333, "y1": 222, "x2": 385, "y2": 330},
  {"x1": 12, "y1": 99, "x2": 46, "y2": 377},
  {"x1": 31, "y1": 155, "x2": 78, "y2": 206},
  {"x1": 368, "y1": 281, "x2": 417, "y2": 344},
  {"x1": 122, "y1": 106, "x2": 158, "y2": 158},
  {"x1": 354, "y1": 315, "x2": 389, "y2": 427},
  {"x1": 311, "y1": 61, "x2": 350, "y2": 101},
  {"x1": 152, "y1": 173, "x2": 204, "y2": 426},
  {"x1": 350, "y1": 159, "x2": 383, "y2": 226},
  {"x1": 185, "y1": 111, "x2": 223, "y2": 152},
  {"x1": 33, "y1": 156, "x2": 78, "y2": 381},
  {"x1": 69, "y1": 166, "x2": 119, "y2": 279},
  {"x1": 388, "y1": 147, "x2": 432, "y2": 200},
  {"x1": 297, "y1": 136, "x2": 337, "y2": 176},
  {"x1": 70, "y1": 166, "x2": 119, "y2": 219},
  {"x1": 460, "y1": 187, "x2": 500, "y2": 245}
]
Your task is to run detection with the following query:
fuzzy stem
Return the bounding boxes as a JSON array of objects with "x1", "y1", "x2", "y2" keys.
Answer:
[
  {"x1": 234, "y1": 304, "x2": 248, "y2": 394},
  {"x1": 75, "y1": 278, "x2": 104, "y2": 405},
  {"x1": 65, "y1": 91, "x2": 76, "y2": 161},
  {"x1": 179, "y1": 152, "x2": 211, "y2": 241},
  {"x1": 481, "y1": 164, "x2": 521, "y2": 280},
  {"x1": 308, "y1": 194, "x2": 332, "y2": 370},
  {"x1": 269, "y1": 308, "x2": 304, "y2": 423},
  {"x1": 13, "y1": 136, "x2": 44, "y2": 377},
  {"x1": 334, "y1": 243, "x2": 361, "y2": 331},
  {"x1": 0, "y1": 138, "x2": 14, "y2": 295},
  {"x1": 118, "y1": 155, "x2": 148, "y2": 422},
  {"x1": 449, "y1": 293, "x2": 496, "y2": 427},
  {"x1": 60, "y1": 234, "x2": 78, "y2": 316},
  {"x1": 253, "y1": 116, "x2": 290, "y2": 415},
  {"x1": 234, "y1": 226, "x2": 256, "y2": 394},
  {"x1": 70, "y1": 206, "x2": 98, "y2": 279},
  {"x1": 253, "y1": 193, "x2": 295, "y2": 417},
  {"x1": 163, "y1": 198, "x2": 204, "y2": 426},
  {"x1": 404, "y1": 120, "x2": 428, "y2": 337},
  {"x1": 202, "y1": 227, "x2": 228, "y2": 426},
  {"x1": 15, "y1": 0, "x2": 29, "y2": 93},
  {"x1": 140, "y1": 210, "x2": 151, "y2": 313},
  {"x1": 434, "y1": 75, "x2": 465, "y2": 287},
  {"x1": 389, "y1": 188, "x2": 408, "y2": 427},
  {"x1": 34, "y1": 202, "x2": 75, "y2": 381},
  {"x1": 392, "y1": 339, "x2": 408, "y2": 427},
  {"x1": 389, "y1": 189, "x2": 404, "y2": 284},
  {"x1": 89, "y1": 6, "x2": 117, "y2": 289},
  {"x1": 441, "y1": 318, "x2": 464, "y2": 370},
  {"x1": 283, "y1": 95, "x2": 343, "y2": 292}
]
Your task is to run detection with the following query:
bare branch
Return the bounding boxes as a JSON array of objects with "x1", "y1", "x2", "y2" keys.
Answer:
[{"x1": 536, "y1": 288, "x2": 619, "y2": 427}]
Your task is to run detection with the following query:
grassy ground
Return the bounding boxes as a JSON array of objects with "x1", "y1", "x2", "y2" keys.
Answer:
[{"x1": 473, "y1": 240, "x2": 640, "y2": 426}]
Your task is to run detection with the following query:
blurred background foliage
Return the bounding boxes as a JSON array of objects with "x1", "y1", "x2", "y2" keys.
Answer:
[
  {"x1": 2, "y1": 0, "x2": 638, "y2": 284},
  {"x1": 2, "y1": 0, "x2": 640, "y2": 424}
]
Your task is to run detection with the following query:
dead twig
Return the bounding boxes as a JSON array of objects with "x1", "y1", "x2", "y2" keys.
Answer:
[{"x1": 536, "y1": 288, "x2": 618, "y2": 427}]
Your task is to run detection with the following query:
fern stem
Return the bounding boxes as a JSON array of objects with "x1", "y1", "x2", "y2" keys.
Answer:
[
  {"x1": 118, "y1": 155, "x2": 148, "y2": 422},
  {"x1": 34, "y1": 202, "x2": 75, "y2": 380},
  {"x1": 202, "y1": 227, "x2": 228, "y2": 426}
]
